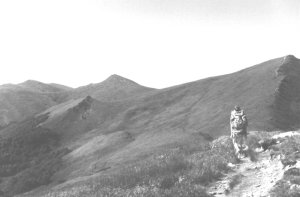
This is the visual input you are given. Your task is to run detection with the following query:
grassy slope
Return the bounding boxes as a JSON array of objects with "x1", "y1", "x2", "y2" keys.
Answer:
[
  {"x1": 45, "y1": 55, "x2": 300, "y2": 196},
  {"x1": 0, "y1": 79, "x2": 154, "y2": 196},
  {"x1": 2, "y1": 55, "x2": 300, "y2": 196},
  {"x1": 105, "y1": 55, "x2": 300, "y2": 139},
  {"x1": 21, "y1": 136, "x2": 237, "y2": 197}
]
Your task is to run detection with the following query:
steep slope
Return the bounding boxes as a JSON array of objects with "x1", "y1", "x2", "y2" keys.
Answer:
[
  {"x1": 68, "y1": 74, "x2": 155, "y2": 101},
  {"x1": 113, "y1": 55, "x2": 300, "y2": 138},
  {"x1": 35, "y1": 96, "x2": 128, "y2": 142}
]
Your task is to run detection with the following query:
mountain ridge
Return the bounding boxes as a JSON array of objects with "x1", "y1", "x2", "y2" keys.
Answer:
[
  {"x1": 1, "y1": 55, "x2": 300, "y2": 196},
  {"x1": 68, "y1": 74, "x2": 155, "y2": 102},
  {"x1": 0, "y1": 75, "x2": 153, "y2": 127}
]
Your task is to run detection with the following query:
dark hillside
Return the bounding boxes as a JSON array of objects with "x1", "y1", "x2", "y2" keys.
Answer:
[{"x1": 0, "y1": 114, "x2": 70, "y2": 195}]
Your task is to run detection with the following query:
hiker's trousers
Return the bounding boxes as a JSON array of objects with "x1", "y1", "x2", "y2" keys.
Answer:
[{"x1": 231, "y1": 130, "x2": 247, "y2": 154}]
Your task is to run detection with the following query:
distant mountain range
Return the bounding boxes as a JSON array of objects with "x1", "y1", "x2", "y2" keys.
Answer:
[
  {"x1": 1, "y1": 55, "x2": 300, "y2": 196},
  {"x1": 0, "y1": 75, "x2": 153, "y2": 128}
]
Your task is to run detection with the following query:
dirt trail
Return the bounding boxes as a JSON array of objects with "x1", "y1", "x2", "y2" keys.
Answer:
[{"x1": 208, "y1": 151, "x2": 284, "y2": 197}]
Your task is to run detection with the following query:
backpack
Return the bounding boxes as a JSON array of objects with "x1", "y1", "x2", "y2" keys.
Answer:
[{"x1": 231, "y1": 110, "x2": 247, "y2": 130}]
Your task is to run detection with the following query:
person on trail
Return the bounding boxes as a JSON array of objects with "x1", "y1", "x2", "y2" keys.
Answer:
[{"x1": 230, "y1": 105, "x2": 248, "y2": 159}]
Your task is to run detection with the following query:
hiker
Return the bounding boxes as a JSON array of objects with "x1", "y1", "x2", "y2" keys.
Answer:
[{"x1": 230, "y1": 105, "x2": 248, "y2": 158}]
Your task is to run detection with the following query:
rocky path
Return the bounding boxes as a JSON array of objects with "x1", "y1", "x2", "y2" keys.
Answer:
[{"x1": 208, "y1": 151, "x2": 284, "y2": 197}]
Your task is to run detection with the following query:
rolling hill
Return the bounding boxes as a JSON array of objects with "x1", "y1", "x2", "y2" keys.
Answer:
[
  {"x1": 0, "y1": 75, "x2": 153, "y2": 128},
  {"x1": 1, "y1": 55, "x2": 300, "y2": 196},
  {"x1": 0, "y1": 80, "x2": 72, "y2": 128}
]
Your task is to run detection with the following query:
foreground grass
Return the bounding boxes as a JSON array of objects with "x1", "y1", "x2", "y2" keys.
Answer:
[{"x1": 28, "y1": 136, "x2": 237, "y2": 197}]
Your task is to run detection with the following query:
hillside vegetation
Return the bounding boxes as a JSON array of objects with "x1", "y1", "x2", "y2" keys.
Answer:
[
  {"x1": 19, "y1": 136, "x2": 237, "y2": 197},
  {"x1": 1, "y1": 55, "x2": 300, "y2": 196}
]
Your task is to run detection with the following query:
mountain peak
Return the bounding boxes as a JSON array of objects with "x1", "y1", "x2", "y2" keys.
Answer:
[
  {"x1": 99, "y1": 74, "x2": 143, "y2": 90},
  {"x1": 282, "y1": 54, "x2": 299, "y2": 64},
  {"x1": 21, "y1": 79, "x2": 44, "y2": 86},
  {"x1": 284, "y1": 54, "x2": 298, "y2": 60},
  {"x1": 103, "y1": 74, "x2": 137, "y2": 85},
  {"x1": 69, "y1": 74, "x2": 154, "y2": 101},
  {"x1": 276, "y1": 54, "x2": 300, "y2": 77},
  {"x1": 107, "y1": 74, "x2": 124, "y2": 79}
]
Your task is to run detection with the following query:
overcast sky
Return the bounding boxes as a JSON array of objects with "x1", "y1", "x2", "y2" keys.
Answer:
[{"x1": 0, "y1": 0, "x2": 300, "y2": 88}]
